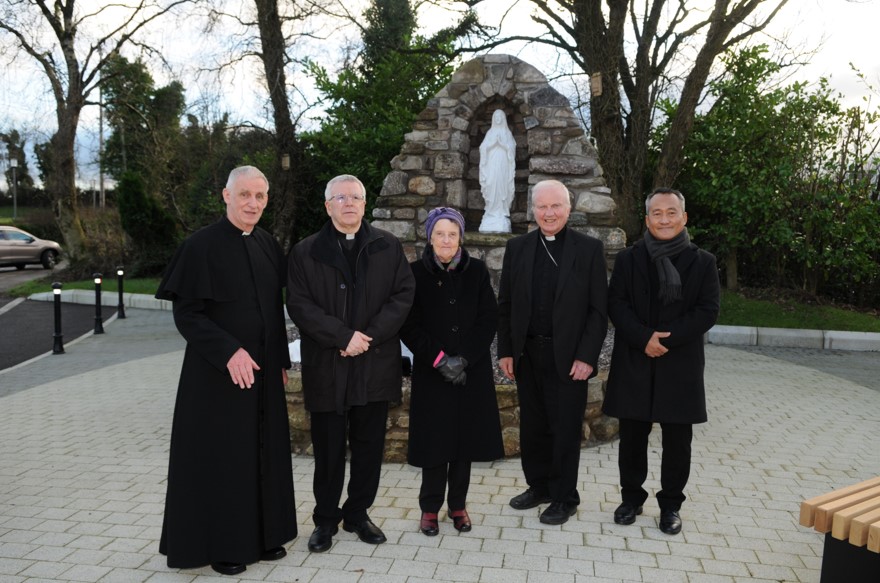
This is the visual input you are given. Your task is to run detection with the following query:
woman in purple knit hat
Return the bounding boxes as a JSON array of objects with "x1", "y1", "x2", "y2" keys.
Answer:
[{"x1": 400, "y1": 207, "x2": 504, "y2": 536}]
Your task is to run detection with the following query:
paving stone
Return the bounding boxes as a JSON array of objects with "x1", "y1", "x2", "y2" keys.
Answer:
[{"x1": 1, "y1": 307, "x2": 879, "y2": 583}]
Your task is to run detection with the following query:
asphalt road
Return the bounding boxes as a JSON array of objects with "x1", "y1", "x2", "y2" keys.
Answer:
[
  {"x1": 0, "y1": 296, "x2": 114, "y2": 370},
  {"x1": 0, "y1": 262, "x2": 117, "y2": 371},
  {"x1": 0, "y1": 263, "x2": 63, "y2": 293}
]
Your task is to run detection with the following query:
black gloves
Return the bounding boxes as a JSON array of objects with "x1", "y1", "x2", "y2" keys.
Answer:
[{"x1": 435, "y1": 354, "x2": 468, "y2": 386}]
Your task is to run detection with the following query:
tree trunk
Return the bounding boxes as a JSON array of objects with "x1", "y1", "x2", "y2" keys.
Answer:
[
  {"x1": 726, "y1": 248, "x2": 738, "y2": 291},
  {"x1": 654, "y1": 5, "x2": 736, "y2": 187},
  {"x1": 574, "y1": 0, "x2": 644, "y2": 240},
  {"x1": 50, "y1": 106, "x2": 87, "y2": 261},
  {"x1": 254, "y1": 0, "x2": 299, "y2": 248}
]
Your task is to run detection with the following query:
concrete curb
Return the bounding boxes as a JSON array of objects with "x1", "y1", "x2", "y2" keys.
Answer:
[
  {"x1": 708, "y1": 324, "x2": 880, "y2": 352},
  {"x1": 28, "y1": 292, "x2": 880, "y2": 352},
  {"x1": 28, "y1": 289, "x2": 172, "y2": 311}
]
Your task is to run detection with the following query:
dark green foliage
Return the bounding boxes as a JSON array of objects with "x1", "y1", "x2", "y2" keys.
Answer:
[
  {"x1": 14, "y1": 209, "x2": 62, "y2": 242},
  {"x1": 62, "y1": 207, "x2": 129, "y2": 281},
  {"x1": 101, "y1": 55, "x2": 185, "y2": 190},
  {"x1": 169, "y1": 115, "x2": 277, "y2": 234},
  {"x1": 1, "y1": 130, "x2": 36, "y2": 202},
  {"x1": 116, "y1": 172, "x2": 179, "y2": 275},
  {"x1": 361, "y1": 0, "x2": 417, "y2": 70},
  {"x1": 659, "y1": 46, "x2": 880, "y2": 307}
]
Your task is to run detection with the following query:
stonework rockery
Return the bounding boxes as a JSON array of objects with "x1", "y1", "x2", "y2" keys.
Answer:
[{"x1": 371, "y1": 53, "x2": 626, "y2": 284}]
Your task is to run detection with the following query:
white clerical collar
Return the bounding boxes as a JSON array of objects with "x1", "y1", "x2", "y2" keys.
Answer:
[
  {"x1": 543, "y1": 235, "x2": 555, "y2": 241},
  {"x1": 346, "y1": 233, "x2": 355, "y2": 240},
  {"x1": 242, "y1": 231, "x2": 252, "y2": 236}
]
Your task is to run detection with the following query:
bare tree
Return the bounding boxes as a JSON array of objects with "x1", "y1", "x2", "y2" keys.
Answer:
[
  {"x1": 0, "y1": 0, "x2": 192, "y2": 259},
  {"x1": 253, "y1": 0, "x2": 304, "y2": 246},
  {"x1": 457, "y1": 0, "x2": 790, "y2": 238},
  {"x1": 201, "y1": 0, "x2": 330, "y2": 246}
]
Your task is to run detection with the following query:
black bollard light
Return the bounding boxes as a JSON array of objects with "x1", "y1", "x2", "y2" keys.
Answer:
[
  {"x1": 52, "y1": 282, "x2": 65, "y2": 354},
  {"x1": 93, "y1": 273, "x2": 104, "y2": 334},
  {"x1": 116, "y1": 266, "x2": 126, "y2": 319}
]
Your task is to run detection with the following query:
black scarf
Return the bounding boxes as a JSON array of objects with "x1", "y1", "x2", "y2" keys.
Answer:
[{"x1": 643, "y1": 228, "x2": 690, "y2": 305}]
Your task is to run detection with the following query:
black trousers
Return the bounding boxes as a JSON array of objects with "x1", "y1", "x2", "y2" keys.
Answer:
[
  {"x1": 516, "y1": 337, "x2": 588, "y2": 505},
  {"x1": 618, "y1": 418, "x2": 692, "y2": 511},
  {"x1": 309, "y1": 401, "x2": 388, "y2": 527},
  {"x1": 419, "y1": 460, "x2": 471, "y2": 513}
]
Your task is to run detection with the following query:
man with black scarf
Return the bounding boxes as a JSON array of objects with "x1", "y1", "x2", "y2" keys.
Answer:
[{"x1": 603, "y1": 187, "x2": 720, "y2": 535}]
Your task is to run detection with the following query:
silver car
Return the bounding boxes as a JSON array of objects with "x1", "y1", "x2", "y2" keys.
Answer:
[{"x1": 0, "y1": 225, "x2": 63, "y2": 269}]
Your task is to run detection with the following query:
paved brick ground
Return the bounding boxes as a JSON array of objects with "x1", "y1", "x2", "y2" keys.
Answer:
[{"x1": 0, "y1": 308, "x2": 878, "y2": 582}]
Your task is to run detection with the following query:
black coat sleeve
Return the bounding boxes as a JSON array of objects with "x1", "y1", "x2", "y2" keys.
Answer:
[
  {"x1": 459, "y1": 262, "x2": 499, "y2": 366},
  {"x1": 172, "y1": 299, "x2": 242, "y2": 372},
  {"x1": 573, "y1": 239, "x2": 609, "y2": 369},
  {"x1": 362, "y1": 238, "x2": 416, "y2": 345},
  {"x1": 496, "y1": 238, "x2": 515, "y2": 359},
  {"x1": 608, "y1": 250, "x2": 655, "y2": 351},
  {"x1": 662, "y1": 251, "x2": 720, "y2": 348},
  {"x1": 399, "y1": 264, "x2": 444, "y2": 367}
]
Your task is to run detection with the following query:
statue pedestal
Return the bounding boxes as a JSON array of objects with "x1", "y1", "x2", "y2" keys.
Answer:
[{"x1": 479, "y1": 214, "x2": 511, "y2": 233}]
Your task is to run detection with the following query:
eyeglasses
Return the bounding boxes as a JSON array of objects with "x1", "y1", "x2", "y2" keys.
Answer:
[{"x1": 330, "y1": 194, "x2": 366, "y2": 204}]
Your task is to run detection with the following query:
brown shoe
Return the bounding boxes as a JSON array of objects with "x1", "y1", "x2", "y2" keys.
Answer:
[
  {"x1": 449, "y1": 509, "x2": 471, "y2": 532},
  {"x1": 420, "y1": 512, "x2": 439, "y2": 536}
]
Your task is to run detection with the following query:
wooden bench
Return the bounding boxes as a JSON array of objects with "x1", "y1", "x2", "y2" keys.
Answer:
[{"x1": 800, "y1": 476, "x2": 880, "y2": 583}]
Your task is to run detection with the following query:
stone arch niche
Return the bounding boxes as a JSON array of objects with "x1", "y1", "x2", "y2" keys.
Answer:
[{"x1": 372, "y1": 53, "x2": 626, "y2": 281}]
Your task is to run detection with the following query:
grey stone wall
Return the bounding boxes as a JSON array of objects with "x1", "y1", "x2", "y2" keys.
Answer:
[{"x1": 285, "y1": 372, "x2": 620, "y2": 463}]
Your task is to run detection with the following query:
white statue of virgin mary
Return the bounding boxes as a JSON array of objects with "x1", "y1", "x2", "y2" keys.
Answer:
[{"x1": 478, "y1": 109, "x2": 516, "y2": 233}]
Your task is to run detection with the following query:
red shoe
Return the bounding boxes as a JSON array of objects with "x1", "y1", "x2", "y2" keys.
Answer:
[
  {"x1": 449, "y1": 509, "x2": 471, "y2": 532},
  {"x1": 420, "y1": 512, "x2": 439, "y2": 536}
]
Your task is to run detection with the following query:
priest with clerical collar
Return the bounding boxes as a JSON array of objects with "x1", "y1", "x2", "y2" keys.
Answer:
[
  {"x1": 156, "y1": 166, "x2": 297, "y2": 576},
  {"x1": 286, "y1": 174, "x2": 415, "y2": 554},
  {"x1": 497, "y1": 179, "x2": 608, "y2": 526}
]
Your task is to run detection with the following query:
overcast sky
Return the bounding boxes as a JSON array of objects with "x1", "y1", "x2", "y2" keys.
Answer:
[{"x1": 1, "y1": 0, "x2": 878, "y2": 188}]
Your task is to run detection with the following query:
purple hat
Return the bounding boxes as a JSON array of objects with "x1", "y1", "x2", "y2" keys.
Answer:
[{"x1": 425, "y1": 207, "x2": 465, "y2": 240}]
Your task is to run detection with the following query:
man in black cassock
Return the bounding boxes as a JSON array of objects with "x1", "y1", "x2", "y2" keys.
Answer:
[
  {"x1": 155, "y1": 166, "x2": 297, "y2": 576},
  {"x1": 497, "y1": 180, "x2": 608, "y2": 526}
]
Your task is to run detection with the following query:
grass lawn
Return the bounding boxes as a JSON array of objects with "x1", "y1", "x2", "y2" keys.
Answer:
[
  {"x1": 0, "y1": 205, "x2": 41, "y2": 222},
  {"x1": 10, "y1": 277, "x2": 160, "y2": 297},
  {"x1": 716, "y1": 289, "x2": 880, "y2": 332}
]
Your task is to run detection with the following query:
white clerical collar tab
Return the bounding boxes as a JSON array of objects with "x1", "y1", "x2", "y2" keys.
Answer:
[
  {"x1": 346, "y1": 233, "x2": 355, "y2": 240},
  {"x1": 242, "y1": 231, "x2": 252, "y2": 236},
  {"x1": 544, "y1": 235, "x2": 556, "y2": 241}
]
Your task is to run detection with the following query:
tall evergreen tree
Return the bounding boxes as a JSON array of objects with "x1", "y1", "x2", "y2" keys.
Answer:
[
  {"x1": 101, "y1": 54, "x2": 186, "y2": 199},
  {"x1": 301, "y1": 0, "x2": 463, "y2": 239}
]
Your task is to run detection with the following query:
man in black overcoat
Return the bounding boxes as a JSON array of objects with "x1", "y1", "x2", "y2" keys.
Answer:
[
  {"x1": 497, "y1": 179, "x2": 608, "y2": 525},
  {"x1": 286, "y1": 174, "x2": 415, "y2": 553},
  {"x1": 603, "y1": 187, "x2": 720, "y2": 535},
  {"x1": 155, "y1": 166, "x2": 297, "y2": 576}
]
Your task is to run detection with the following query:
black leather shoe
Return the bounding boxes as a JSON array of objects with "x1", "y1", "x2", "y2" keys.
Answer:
[
  {"x1": 659, "y1": 509, "x2": 682, "y2": 535},
  {"x1": 449, "y1": 509, "x2": 471, "y2": 532},
  {"x1": 211, "y1": 562, "x2": 246, "y2": 576},
  {"x1": 420, "y1": 512, "x2": 439, "y2": 536},
  {"x1": 509, "y1": 488, "x2": 552, "y2": 510},
  {"x1": 308, "y1": 525, "x2": 338, "y2": 553},
  {"x1": 260, "y1": 546, "x2": 287, "y2": 561},
  {"x1": 539, "y1": 501, "x2": 577, "y2": 525},
  {"x1": 613, "y1": 502, "x2": 643, "y2": 525},
  {"x1": 342, "y1": 519, "x2": 387, "y2": 544}
]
